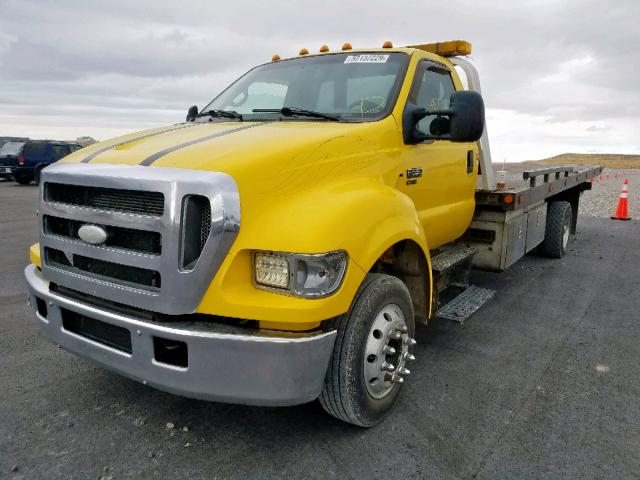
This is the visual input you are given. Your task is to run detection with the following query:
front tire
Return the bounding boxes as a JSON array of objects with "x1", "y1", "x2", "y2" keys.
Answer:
[{"x1": 320, "y1": 274, "x2": 416, "y2": 427}]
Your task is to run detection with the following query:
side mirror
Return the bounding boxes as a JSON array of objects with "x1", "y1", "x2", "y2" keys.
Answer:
[
  {"x1": 404, "y1": 91, "x2": 485, "y2": 144},
  {"x1": 186, "y1": 105, "x2": 199, "y2": 122}
]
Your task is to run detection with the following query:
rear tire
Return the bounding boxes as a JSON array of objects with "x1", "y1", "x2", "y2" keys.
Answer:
[
  {"x1": 34, "y1": 166, "x2": 44, "y2": 185},
  {"x1": 541, "y1": 201, "x2": 572, "y2": 258},
  {"x1": 320, "y1": 273, "x2": 416, "y2": 427},
  {"x1": 14, "y1": 174, "x2": 33, "y2": 185}
]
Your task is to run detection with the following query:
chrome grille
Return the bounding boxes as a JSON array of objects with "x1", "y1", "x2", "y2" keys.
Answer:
[
  {"x1": 43, "y1": 215, "x2": 162, "y2": 255},
  {"x1": 46, "y1": 182, "x2": 165, "y2": 216},
  {"x1": 45, "y1": 247, "x2": 162, "y2": 289},
  {"x1": 39, "y1": 163, "x2": 240, "y2": 315}
]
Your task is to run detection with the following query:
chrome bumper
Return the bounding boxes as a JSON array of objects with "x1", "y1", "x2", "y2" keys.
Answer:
[{"x1": 24, "y1": 264, "x2": 336, "y2": 406}]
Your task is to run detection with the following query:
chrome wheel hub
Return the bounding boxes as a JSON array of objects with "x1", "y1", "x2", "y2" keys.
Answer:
[{"x1": 364, "y1": 304, "x2": 416, "y2": 399}]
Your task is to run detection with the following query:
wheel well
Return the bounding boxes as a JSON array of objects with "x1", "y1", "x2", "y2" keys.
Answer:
[
  {"x1": 368, "y1": 240, "x2": 430, "y2": 323},
  {"x1": 548, "y1": 186, "x2": 582, "y2": 234}
]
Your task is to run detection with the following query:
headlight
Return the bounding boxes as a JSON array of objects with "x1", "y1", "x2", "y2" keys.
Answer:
[
  {"x1": 253, "y1": 250, "x2": 348, "y2": 298},
  {"x1": 254, "y1": 252, "x2": 290, "y2": 289}
]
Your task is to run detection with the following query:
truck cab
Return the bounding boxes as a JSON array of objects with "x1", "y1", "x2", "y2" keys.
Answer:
[{"x1": 24, "y1": 40, "x2": 595, "y2": 427}]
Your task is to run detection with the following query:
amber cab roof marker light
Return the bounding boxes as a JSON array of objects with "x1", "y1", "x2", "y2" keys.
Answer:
[
  {"x1": 319, "y1": 45, "x2": 329, "y2": 53},
  {"x1": 382, "y1": 40, "x2": 393, "y2": 48},
  {"x1": 341, "y1": 42, "x2": 352, "y2": 50},
  {"x1": 406, "y1": 40, "x2": 472, "y2": 57},
  {"x1": 299, "y1": 48, "x2": 309, "y2": 56},
  {"x1": 271, "y1": 54, "x2": 281, "y2": 62}
]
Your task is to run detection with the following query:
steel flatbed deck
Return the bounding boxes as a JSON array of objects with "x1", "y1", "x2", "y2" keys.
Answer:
[{"x1": 475, "y1": 165, "x2": 603, "y2": 211}]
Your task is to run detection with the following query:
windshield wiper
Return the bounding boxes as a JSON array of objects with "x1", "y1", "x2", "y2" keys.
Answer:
[
  {"x1": 252, "y1": 107, "x2": 340, "y2": 121},
  {"x1": 195, "y1": 109, "x2": 243, "y2": 121}
]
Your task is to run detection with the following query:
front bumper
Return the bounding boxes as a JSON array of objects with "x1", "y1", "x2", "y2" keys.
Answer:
[{"x1": 24, "y1": 264, "x2": 337, "y2": 406}]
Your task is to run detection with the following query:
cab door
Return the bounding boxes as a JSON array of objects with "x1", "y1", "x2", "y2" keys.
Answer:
[{"x1": 396, "y1": 60, "x2": 478, "y2": 249}]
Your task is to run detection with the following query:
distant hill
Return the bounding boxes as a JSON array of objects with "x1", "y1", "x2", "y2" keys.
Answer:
[{"x1": 526, "y1": 153, "x2": 640, "y2": 169}]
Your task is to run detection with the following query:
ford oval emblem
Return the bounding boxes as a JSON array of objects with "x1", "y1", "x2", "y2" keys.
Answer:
[{"x1": 78, "y1": 224, "x2": 108, "y2": 245}]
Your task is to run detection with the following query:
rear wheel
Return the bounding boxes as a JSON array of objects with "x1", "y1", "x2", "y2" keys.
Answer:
[
  {"x1": 541, "y1": 201, "x2": 572, "y2": 258},
  {"x1": 34, "y1": 166, "x2": 44, "y2": 185},
  {"x1": 14, "y1": 174, "x2": 33, "y2": 185},
  {"x1": 320, "y1": 273, "x2": 416, "y2": 427}
]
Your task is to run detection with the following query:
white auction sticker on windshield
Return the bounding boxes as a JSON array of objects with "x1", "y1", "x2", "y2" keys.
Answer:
[{"x1": 344, "y1": 54, "x2": 389, "y2": 64}]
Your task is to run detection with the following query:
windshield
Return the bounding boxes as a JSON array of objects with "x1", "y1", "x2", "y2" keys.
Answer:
[
  {"x1": 0, "y1": 141, "x2": 25, "y2": 156},
  {"x1": 201, "y1": 52, "x2": 409, "y2": 122}
]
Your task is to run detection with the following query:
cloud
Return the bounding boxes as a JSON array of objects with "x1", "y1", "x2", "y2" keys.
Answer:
[{"x1": 0, "y1": 0, "x2": 638, "y2": 159}]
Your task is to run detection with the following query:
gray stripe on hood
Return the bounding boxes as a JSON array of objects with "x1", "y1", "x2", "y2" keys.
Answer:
[
  {"x1": 139, "y1": 122, "x2": 266, "y2": 166},
  {"x1": 80, "y1": 123, "x2": 198, "y2": 163}
]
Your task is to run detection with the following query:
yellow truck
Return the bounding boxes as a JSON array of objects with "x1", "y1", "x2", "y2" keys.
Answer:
[{"x1": 24, "y1": 40, "x2": 601, "y2": 426}]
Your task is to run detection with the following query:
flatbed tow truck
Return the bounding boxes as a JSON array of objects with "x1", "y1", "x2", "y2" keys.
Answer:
[{"x1": 24, "y1": 40, "x2": 601, "y2": 426}]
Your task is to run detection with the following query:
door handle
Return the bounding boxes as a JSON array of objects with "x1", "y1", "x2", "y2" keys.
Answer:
[{"x1": 466, "y1": 150, "x2": 474, "y2": 174}]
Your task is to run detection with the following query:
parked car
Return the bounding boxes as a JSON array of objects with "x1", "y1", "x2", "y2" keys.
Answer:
[
  {"x1": 5, "y1": 140, "x2": 81, "y2": 184},
  {"x1": 0, "y1": 140, "x2": 27, "y2": 179}
]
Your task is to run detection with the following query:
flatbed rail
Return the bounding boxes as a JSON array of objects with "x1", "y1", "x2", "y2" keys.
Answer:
[{"x1": 475, "y1": 165, "x2": 603, "y2": 211}]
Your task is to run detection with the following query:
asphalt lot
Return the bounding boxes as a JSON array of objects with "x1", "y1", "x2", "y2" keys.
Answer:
[{"x1": 1, "y1": 178, "x2": 639, "y2": 479}]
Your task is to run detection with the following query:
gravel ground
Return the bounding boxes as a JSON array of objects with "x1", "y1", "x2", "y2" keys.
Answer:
[
  {"x1": 2, "y1": 178, "x2": 640, "y2": 479},
  {"x1": 579, "y1": 169, "x2": 640, "y2": 219}
]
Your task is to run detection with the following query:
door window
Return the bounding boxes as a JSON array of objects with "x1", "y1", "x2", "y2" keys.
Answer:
[
  {"x1": 51, "y1": 144, "x2": 71, "y2": 160},
  {"x1": 410, "y1": 63, "x2": 456, "y2": 136}
]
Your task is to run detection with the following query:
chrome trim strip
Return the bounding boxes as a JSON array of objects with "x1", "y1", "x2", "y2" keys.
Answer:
[
  {"x1": 39, "y1": 163, "x2": 240, "y2": 314},
  {"x1": 41, "y1": 201, "x2": 166, "y2": 231},
  {"x1": 42, "y1": 234, "x2": 163, "y2": 269},
  {"x1": 139, "y1": 122, "x2": 265, "y2": 166},
  {"x1": 25, "y1": 265, "x2": 336, "y2": 406}
]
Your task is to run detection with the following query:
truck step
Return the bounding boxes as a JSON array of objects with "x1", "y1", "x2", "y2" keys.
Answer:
[
  {"x1": 435, "y1": 285, "x2": 495, "y2": 324},
  {"x1": 431, "y1": 246, "x2": 479, "y2": 273}
]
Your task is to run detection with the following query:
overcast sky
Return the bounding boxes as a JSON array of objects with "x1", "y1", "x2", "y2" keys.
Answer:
[{"x1": 1, "y1": 0, "x2": 638, "y2": 161}]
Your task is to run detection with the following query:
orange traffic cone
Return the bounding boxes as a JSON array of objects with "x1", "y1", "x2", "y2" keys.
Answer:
[{"x1": 611, "y1": 179, "x2": 631, "y2": 221}]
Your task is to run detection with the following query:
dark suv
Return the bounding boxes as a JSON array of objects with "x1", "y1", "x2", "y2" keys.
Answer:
[
  {"x1": 0, "y1": 140, "x2": 82, "y2": 184},
  {"x1": 0, "y1": 141, "x2": 26, "y2": 179}
]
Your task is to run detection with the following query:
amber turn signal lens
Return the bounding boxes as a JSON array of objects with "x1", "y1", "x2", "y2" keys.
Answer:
[{"x1": 503, "y1": 194, "x2": 514, "y2": 205}]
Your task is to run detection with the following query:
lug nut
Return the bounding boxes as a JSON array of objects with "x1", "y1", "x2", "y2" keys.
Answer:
[
  {"x1": 382, "y1": 345, "x2": 396, "y2": 355},
  {"x1": 398, "y1": 367, "x2": 411, "y2": 376},
  {"x1": 402, "y1": 352, "x2": 416, "y2": 361},
  {"x1": 381, "y1": 361, "x2": 395, "y2": 372},
  {"x1": 390, "y1": 331, "x2": 402, "y2": 340},
  {"x1": 403, "y1": 337, "x2": 417, "y2": 346},
  {"x1": 397, "y1": 325, "x2": 408, "y2": 333},
  {"x1": 394, "y1": 374, "x2": 404, "y2": 384}
]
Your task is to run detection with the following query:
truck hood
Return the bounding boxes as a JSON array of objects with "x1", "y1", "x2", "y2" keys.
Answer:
[
  {"x1": 62, "y1": 120, "x2": 394, "y2": 176},
  {"x1": 60, "y1": 119, "x2": 400, "y2": 219}
]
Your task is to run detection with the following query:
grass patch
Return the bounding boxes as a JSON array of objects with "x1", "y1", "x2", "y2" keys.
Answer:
[{"x1": 525, "y1": 153, "x2": 640, "y2": 169}]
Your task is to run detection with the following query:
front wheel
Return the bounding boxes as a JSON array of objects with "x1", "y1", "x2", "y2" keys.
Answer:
[{"x1": 320, "y1": 273, "x2": 416, "y2": 427}]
